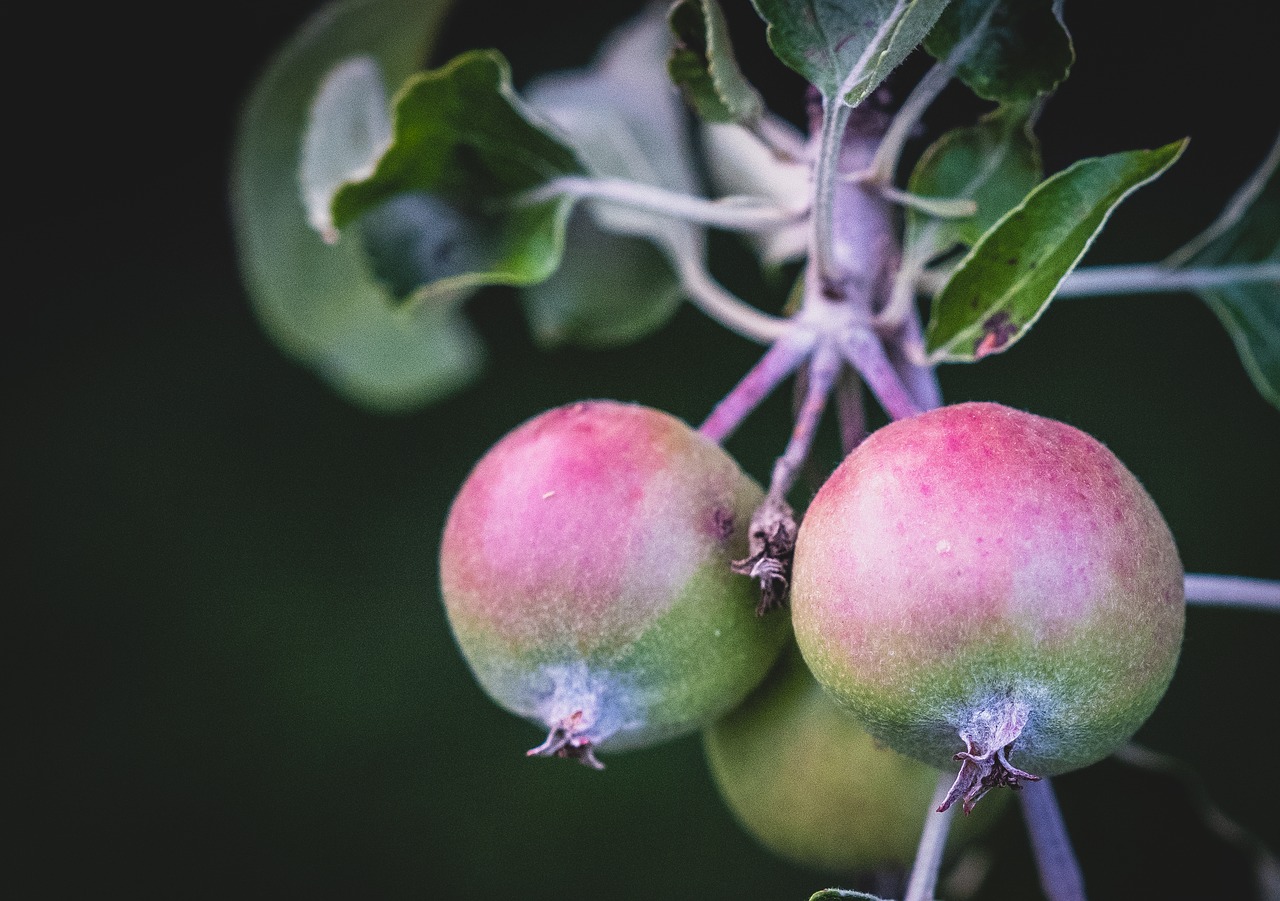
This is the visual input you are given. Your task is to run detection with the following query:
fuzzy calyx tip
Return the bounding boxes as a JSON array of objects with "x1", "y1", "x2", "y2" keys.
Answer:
[
  {"x1": 527, "y1": 711, "x2": 605, "y2": 770},
  {"x1": 938, "y1": 700, "x2": 1040, "y2": 814}
]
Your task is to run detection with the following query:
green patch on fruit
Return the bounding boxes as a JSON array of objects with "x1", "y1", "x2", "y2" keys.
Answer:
[{"x1": 706, "y1": 648, "x2": 1005, "y2": 872}]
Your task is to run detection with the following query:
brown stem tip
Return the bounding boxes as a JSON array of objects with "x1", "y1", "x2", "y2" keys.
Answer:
[
  {"x1": 939, "y1": 701, "x2": 1041, "y2": 814},
  {"x1": 527, "y1": 711, "x2": 604, "y2": 770},
  {"x1": 731, "y1": 496, "x2": 798, "y2": 616}
]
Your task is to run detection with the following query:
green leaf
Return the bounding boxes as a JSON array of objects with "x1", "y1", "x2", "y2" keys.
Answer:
[
  {"x1": 905, "y1": 102, "x2": 1042, "y2": 259},
  {"x1": 924, "y1": 0, "x2": 1073, "y2": 103},
  {"x1": 668, "y1": 0, "x2": 764, "y2": 124},
  {"x1": 750, "y1": 0, "x2": 950, "y2": 104},
  {"x1": 809, "y1": 890, "x2": 891, "y2": 901},
  {"x1": 926, "y1": 139, "x2": 1187, "y2": 362},
  {"x1": 230, "y1": 0, "x2": 484, "y2": 413},
  {"x1": 520, "y1": 7, "x2": 703, "y2": 346},
  {"x1": 328, "y1": 49, "x2": 586, "y2": 302},
  {"x1": 1167, "y1": 135, "x2": 1280, "y2": 409}
]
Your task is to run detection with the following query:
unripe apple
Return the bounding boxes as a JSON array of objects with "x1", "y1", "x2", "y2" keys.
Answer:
[
  {"x1": 704, "y1": 646, "x2": 1006, "y2": 872},
  {"x1": 791, "y1": 402, "x2": 1184, "y2": 811},
  {"x1": 440, "y1": 400, "x2": 789, "y2": 766}
]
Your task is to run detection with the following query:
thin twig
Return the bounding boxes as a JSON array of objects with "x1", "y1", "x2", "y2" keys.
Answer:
[
  {"x1": 1114, "y1": 743, "x2": 1280, "y2": 901},
  {"x1": 915, "y1": 262, "x2": 1280, "y2": 298},
  {"x1": 904, "y1": 773, "x2": 959, "y2": 901},
  {"x1": 677, "y1": 259, "x2": 792, "y2": 345},
  {"x1": 1184, "y1": 573, "x2": 1280, "y2": 611},
  {"x1": 863, "y1": 1, "x2": 999, "y2": 186},
  {"x1": 698, "y1": 329, "x2": 816, "y2": 443},
  {"x1": 1020, "y1": 778, "x2": 1088, "y2": 901},
  {"x1": 1052, "y1": 263, "x2": 1280, "y2": 297},
  {"x1": 520, "y1": 176, "x2": 804, "y2": 231}
]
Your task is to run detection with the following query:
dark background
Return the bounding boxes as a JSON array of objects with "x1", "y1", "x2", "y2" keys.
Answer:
[{"x1": 15, "y1": 1, "x2": 1279, "y2": 898}]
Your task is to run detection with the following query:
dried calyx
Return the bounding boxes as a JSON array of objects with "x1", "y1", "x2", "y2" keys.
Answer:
[
  {"x1": 939, "y1": 700, "x2": 1040, "y2": 814},
  {"x1": 732, "y1": 494, "x2": 798, "y2": 615},
  {"x1": 526, "y1": 710, "x2": 605, "y2": 770}
]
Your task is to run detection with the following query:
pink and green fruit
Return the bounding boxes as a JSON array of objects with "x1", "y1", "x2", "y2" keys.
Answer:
[
  {"x1": 439, "y1": 400, "x2": 789, "y2": 766},
  {"x1": 704, "y1": 647, "x2": 1007, "y2": 873},
  {"x1": 791, "y1": 402, "x2": 1184, "y2": 811}
]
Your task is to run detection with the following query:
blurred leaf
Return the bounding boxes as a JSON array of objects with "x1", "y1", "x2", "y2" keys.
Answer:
[
  {"x1": 1166, "y1": 134, "x2": 1280, "y2": 410},
  {"x1": 701, "y1": 121, "x2": 810, "y2": 266},
  {"x1": 667, "y1": 0, "x2": 764, "y2": 124},
  {"x1": 230, "y1": 0, "x2": 484, "y2": 413},
  {"x1": 809, "y1": 890, "x2": 890, "y2": 901},
  {"x1": 924, "y1": 0, "x2": 1073, "y2": 103},
  {"x1": 521, "y1": 6, "x2": 703, "y2": 346},
  {"x1": 926, "y1": 140, "x2": 1186, "y2": 362},
  {"x1": 300, "y1": 56, "x2": 392, "y2": 241},
  {"x1": 749, "y1": 0, "x2": 950, "y2": 104},
  {"x1": 906, "y1": 102, "x2": 1042, "y2": 259},
  {"x1": 329, "y1": 50, "x2": 586, "y2": 302},
  {"x1": 522, "y1": 211, "x2": 683, "y2": 347}
]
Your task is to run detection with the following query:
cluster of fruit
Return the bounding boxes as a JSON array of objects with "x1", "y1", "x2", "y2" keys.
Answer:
[{"x1": 438, "y1": 399, "x2": 1184, "y2": 873}]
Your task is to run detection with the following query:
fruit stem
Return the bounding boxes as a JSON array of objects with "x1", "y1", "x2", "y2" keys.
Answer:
[
  {"x1": 834, "y1": 365, "x2": 866, "y2": 454},
  {"x1": 1019, "y1": 779, "x2": 1088, "y2": 901},
  {"x1": 732, "y1": 341, "x2": 843, "y2": 614},
  {"x1": 904, "y1": 772, "x2": 959, "y2": 901},
  {"x1": 1184, "y1": 573, "x2": 1280, "y2": 611},
  {"x1": 698, "y1": 329, "x2": 817, "y2": 444},
  {"x1": 526, "y1": 711, "x2": 604, "y2": 770},
  {"x1": 939, "y1": 698, "x2": 1041, "y2": 814},
  {"x1": 841, "y1": 327, "x2": 923, "y2": 421}
]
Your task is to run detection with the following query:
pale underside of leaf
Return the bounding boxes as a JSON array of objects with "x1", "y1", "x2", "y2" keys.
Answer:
[
  {"x1": 300, "y1": 55, "x2": 392, "y2": 241},
  {"x1": 750, "y1": 0, "x2": 949, "y2": 105},
  {"x1": 230, "y1": 0, "x2": 484, "y2": 413}
]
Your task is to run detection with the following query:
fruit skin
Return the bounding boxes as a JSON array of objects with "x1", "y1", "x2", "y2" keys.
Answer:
[
  {"x1": 704, "y1": 646, "x2": 1006, "y2": 873},
  {"x1": 440, "y1": 400, "x2": 789, "y2": 758},
  {"x1": 791, "y1": 402, "x2": 1184, "y2": 789}
]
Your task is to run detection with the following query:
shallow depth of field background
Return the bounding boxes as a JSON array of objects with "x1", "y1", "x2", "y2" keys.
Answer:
[{"x1": 17, "y1": 1, "x2": 1280, "y2": 897}]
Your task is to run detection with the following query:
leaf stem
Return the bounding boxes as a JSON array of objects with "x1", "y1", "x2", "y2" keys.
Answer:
[
  {"x1": 904, "y1": 773, "x2": 958, "y2": 901},
  {"x1": 520, "y1": 176, "x2": 805, "y2": 232},
  {"x1": 677, "y1": 259, "x2": 792, "y2": 345},
  {"x1": 753, "y1": 111, "x2": 810, "y2": 163},
  {"x1": 1051, "y1": 262, "x2": 1280, "y2": 297},
  {"x1": 1184, "y1": 573, "x2": 1280, "y2": 611},
  {"x1": 811, "y1": 98, "x2": 854, "y2": 290},
  {"x1": 916, "y1": 262, "x2": 1280, "y2": 298},
  {"x1": 1020, "y1": 778, "x2": 1088, "y2": 901},
  {"x1": 698, "y1": 329, "x2": 817, "y2": 443}
]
